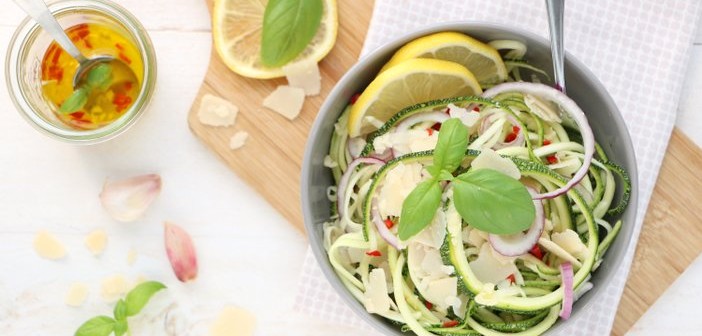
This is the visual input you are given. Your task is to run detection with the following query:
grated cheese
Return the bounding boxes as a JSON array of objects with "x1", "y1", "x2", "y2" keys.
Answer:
[
  {"x1": 282, "y1": 60, "x2": 321, "y2": 96},
  {"x1": 198, "y1": 94, "x2": 239, "y2": 127},
  {"x1": 262, "y1": 85, "x2": 305, "y2": 120}
]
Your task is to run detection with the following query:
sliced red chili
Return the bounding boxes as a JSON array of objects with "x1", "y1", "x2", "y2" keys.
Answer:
[
  {"x1": 426, "y1": 128, "x2": 434, "y2": 136},
  {"x1": 504, "y1": 132, "x2": 517, "y2": 142},
  {"x1": 512, "y1": 125, "x2": 520, "y2": 134},
  {"x1": 445, "y1": 107, "x2": 451, "y2": 115},
  {"x1": 506, "y1": 274, "x2": 516, "y2": 284},
  {"x1": 529, "y1": 244, "x2": 544, "y2": 260},
  {"x1": 431, "y1": 122, "x2": 442, "y2": 131},
  {"x1": 118, "y1": 52, "x2": 132, "y2": 65},
  {"x1": 473, "y1": 106, "x2": 480, "y2": 112},
  {"x1": 546, "y1": 155, "x2": 558, "y2": 164},
  {"x1": 442, "y1": 320, "x2": 459, "y2": 328},
  {"x1": 349, "y1": 93, "x2": 361, "y2": 104},
  {"x1": 543, "y1": 139, "x2": 552, "y2": 146},
  {"x1": 384, "y1": 218, "x2": 394, "y2": 229},
  {"x1": 424, "y1": 301, "x2": 433, "y2": 310},
  {"x1": 365, "y1": 250, "x2": 382, "y2": 257}
]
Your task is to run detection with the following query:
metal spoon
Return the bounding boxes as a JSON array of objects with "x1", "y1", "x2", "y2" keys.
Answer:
[
  {"x1": 545, "y1": 0, "x2": 565, "y2": 92},
  {"x1": 13, "y1": 0, "x2": 113, "y2": 87}
]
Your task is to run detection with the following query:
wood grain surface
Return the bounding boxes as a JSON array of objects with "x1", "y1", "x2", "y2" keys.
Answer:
[{"x1": 187, "y1": 0, "x2": 702, "y2": 334}]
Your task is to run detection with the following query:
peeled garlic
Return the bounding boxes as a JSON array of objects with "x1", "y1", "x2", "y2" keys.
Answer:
[
  {"x1": 164, "y1": 222, "x2": 198, "y2": 282},
  {"x1": 99, "y1": 174, "x2": 162, "y2": 222}
]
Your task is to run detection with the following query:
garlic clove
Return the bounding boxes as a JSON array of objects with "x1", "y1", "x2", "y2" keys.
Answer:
[
  {"x1": 99, "y1": 174, "x2": 162, "y2": 222},
  {"x1": 164, "y1": 222, "x2": 198, "y2": 282}
]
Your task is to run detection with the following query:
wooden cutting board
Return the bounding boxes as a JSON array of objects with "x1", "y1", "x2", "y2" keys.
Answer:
[{"x1": 187, "y1": 0, "x2": 702, "y2": 334}]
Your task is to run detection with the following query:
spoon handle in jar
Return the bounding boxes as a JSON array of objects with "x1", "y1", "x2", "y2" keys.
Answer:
[{"x1": 12, "y1": 0, "x2": 88, "y2": 64}]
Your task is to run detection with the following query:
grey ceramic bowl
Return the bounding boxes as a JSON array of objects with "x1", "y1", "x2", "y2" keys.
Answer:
[{"x1": 302, "y1": 22, "x2": 638, "y2": 335}]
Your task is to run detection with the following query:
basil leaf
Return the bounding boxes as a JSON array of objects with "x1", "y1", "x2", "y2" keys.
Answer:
[
  {"x1": 125, "y1": 281, "x2": 166, "y2": 316},
  {"x1": 59, "y1": 87, "x2": 88, "y2": 114},
  {"x1": 428, "y1": 118, "x2": 468, "y2": 177},
  {"x1": 452, "y1": 169, "x2": 535, "y2": 235},
  {"x1": 113, "y1": 320, "x2": 128, "y2": 336},
  {"x1": 85, "y1": 63, "x2": 112, "y2": 90},
  {"x1": 398, "y1": 180, "x2": 442, "y2": 240},
  {"x1": 74, "y1": 316, "x2": 115, "y2": 336},
  {"x1": 261, "y1": 0, "x2": 323, "y2": 67},
  {"x1": 113, "y1": 299, "x2": 127, "y2": 321},
  {"x1": 437, "y1": 170, "x2": 455, "y2": 181}
]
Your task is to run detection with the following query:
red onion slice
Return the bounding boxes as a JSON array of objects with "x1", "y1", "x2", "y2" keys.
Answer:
[
  {"x1": 559, "y1": 262, "x2": 574, "y2": 319},
  {"x1": 488, "y1": 188, "x2": 544, "y2": 256},
  {"x1": 337, "y1": 157, "x2": 385, "y2": 217},
  {"x1": 371, "y1": 198, "x2": 402, "y2": 250},
  {"x1": 483, "y1": 82, "x2": 594, "y2": 200},
  {"x1": 395, "y1": 111, "x2": 449, "y2": 132}
]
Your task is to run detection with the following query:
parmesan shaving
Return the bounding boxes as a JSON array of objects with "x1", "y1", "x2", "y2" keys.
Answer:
[
  {"x1": 363, "y1": 268, "x2": 391, "y2": 314},
  {"x1": 84, "y1": 229, "x2": 108, "y2": 256},
  {"x1": 33, "y1": 230, "x2": 66, "y2": 260},
  {"x1": 263, "y1": 85, "x2": 305, "y2": 120},
  {"x1": 100, "y1": 274, "x2": 129, "y2": 302},
  {"x1": 65, "y1": 282, "x2": 89, "y2": 307},
  {"x1": 229, "y1": 131, "x2": 249, "y2": 150},
  {"x1": 282, "y1": 60, "x2": 321, "y2": 96},
  {"x1": 471, "y1": 148, "x2": 521, "y2": 180},
  {"x1": 209, "y1": 306, "x2": 256, "y2": 336},
  {"x1": 198, "y1": 94, "x2": 238, "y2": 127}
]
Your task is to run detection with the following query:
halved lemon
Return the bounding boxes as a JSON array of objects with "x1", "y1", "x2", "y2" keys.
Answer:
[
  {"x1": 212, "y1": 0, "x2": 338, "y2": 79},
  {"x1": 380, "y1": 32, "x2": 507, "y2": 85},
  {"x1": 348, "y1": 58, "x2": 482, "y2": 137}
]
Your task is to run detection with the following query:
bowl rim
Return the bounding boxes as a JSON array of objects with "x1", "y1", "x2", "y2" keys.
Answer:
[{"x1": 302, "y1": 21, "x2": 638, "y2": 335}]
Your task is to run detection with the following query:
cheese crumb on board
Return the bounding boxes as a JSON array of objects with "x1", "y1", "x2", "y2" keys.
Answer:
[
  {"x1": 101, "y1": 274, "x2": 129, "y2": 302},
  {"x1": 229, "y1": 131, "x2": 249, "y2": 150},
  {"x1": 65, "y1": 282, "x2": 89, "y2": 307},
  {"x1": 33, "y1": 230, "x2": 66, "y2": 260},
  {"x1": 127, "y1": 248, "x2": 138, "y2": 265},
  {"x1": 262, "y1": 86, "x2": 305, "y2": 120},
  {"x1": 282, "y1": 60, "x2": 321, "y2": 96},
  {"x1": 84, "y1": 229, "x2": 108, "y2": 256},
  {"x1": 209, "y1": 306, "x2": 256, "y2": 336},
  {"x1": 198, "y1": 94, "x2": 239, "y2": 127}
]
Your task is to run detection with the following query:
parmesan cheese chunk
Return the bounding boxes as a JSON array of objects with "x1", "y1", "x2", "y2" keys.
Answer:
[
  {"x1": 282, "y1": 60, "x2": 321, "y2": 96},
  {"x1": 198, "y1": 94, "x2": 239, "y2": 127},
  {"x1": 33, "y1": 230, "x2": 66, "y2": 260},
  {"x1": 229, "y1": 131, "x2": 249, "y2": 150},
  {"x1": 552, "y1": 229, "x2": 589, "y2": 260},
  {"x1": 84, "y1": 229, "x2": 108, "y2": 256},
  {"x1": 65, "y1": 282, "x2": 89, "y2": 307},
  {"x1": 448, "y1": 103, "x2": 480, "y2": 127},
  {"x1": 373, "y1": 129, "x2": 438, "y2": 157},
  {"x1": 423, "y1": 277, "x2": 458, "y2": 310},
  {"x1": 469, "y1": 244, "x2": 519, "y2": 285},
  {"x1": 210, "y1": 306, "x2": 256, "y2": 336},
  {"x1": 263, "y1": 85, "x2": 305, "y2": 120},
  {"x1": 100, "y1": 274, "x2": 129, "y2": 302},
  {"x1": 377, "y1": 162, "x2": 424, "y2": 218},
  {"x1": 471, "y1": 148, "x2": 521, "y2": 180},
  {"x1": 363, "y1": 268, "x2": 391, "y2": 314}
]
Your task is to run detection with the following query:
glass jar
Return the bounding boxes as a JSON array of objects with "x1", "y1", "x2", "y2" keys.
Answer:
[{"x1": 5, "y1": 0, "x2": 156, "y2": 144}]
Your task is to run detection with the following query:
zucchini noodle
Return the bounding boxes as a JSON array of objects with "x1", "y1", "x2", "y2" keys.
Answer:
[{"x1": 322, "y1": 39, "x2": 631, "y2": 335}]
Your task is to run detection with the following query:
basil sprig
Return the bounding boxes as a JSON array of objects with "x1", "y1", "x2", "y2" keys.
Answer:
[
  {"x1": 74, "y1": 281, "x2": 166, "y2": 336},
  {"x1": 260, "y1": 0, "x2": 323, "y2": 67},
  {"x1": 398, "y1": 118, "x2": 535, "y2": 240}
]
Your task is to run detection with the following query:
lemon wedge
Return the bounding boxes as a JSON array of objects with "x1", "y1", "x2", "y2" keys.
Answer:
[
  {"x1": 212, "y1": 0, "x2": 338, "y2": 79},
  {"x1": 348, "y1": 58, "x2": 482, "y2": 137},
  {"x1": 381, "y1": 32, "x2": 507, "y2": 85}
]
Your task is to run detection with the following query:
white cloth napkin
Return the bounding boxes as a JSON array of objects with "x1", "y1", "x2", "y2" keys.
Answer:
[{"x1": 295, "y1": 0, "x2": 702, "y2": 335}]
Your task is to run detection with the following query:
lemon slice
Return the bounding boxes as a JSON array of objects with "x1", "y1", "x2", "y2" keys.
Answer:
[
  {"x1": 381, "y1": 32, "x2": 507, "y2": 85},
  {"x1": 348, "y1": 58, "x2": 482, "y2": 137},
  {"x1": 212, "y1": 0, "x2": 338, "y2": 79}
]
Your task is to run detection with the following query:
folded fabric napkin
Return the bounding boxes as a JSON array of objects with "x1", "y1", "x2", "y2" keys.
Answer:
[{"x1": 295, "y1": 0, "x2": 701, "y2": 334}]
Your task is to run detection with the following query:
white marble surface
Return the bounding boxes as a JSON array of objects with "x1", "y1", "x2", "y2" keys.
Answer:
[{"x1": 0, "y1": 0, "x2": 699, "y2": 334}]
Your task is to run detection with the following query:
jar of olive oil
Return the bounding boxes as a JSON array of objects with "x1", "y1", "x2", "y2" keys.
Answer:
[{"x1": 5, "y1": 0, "x2": 156, "y2": 143}]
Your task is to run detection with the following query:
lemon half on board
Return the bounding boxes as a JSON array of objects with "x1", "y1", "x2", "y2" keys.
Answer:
[
  {"x1": 348, "y1": 58, "x2": 482, "y2": 137},
  {"x1": 381, "y1": 32, "x2": 508, "y2": 85},
  {"x1": 212, "y1": 0, "x2": 338, "y2": 79}
]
